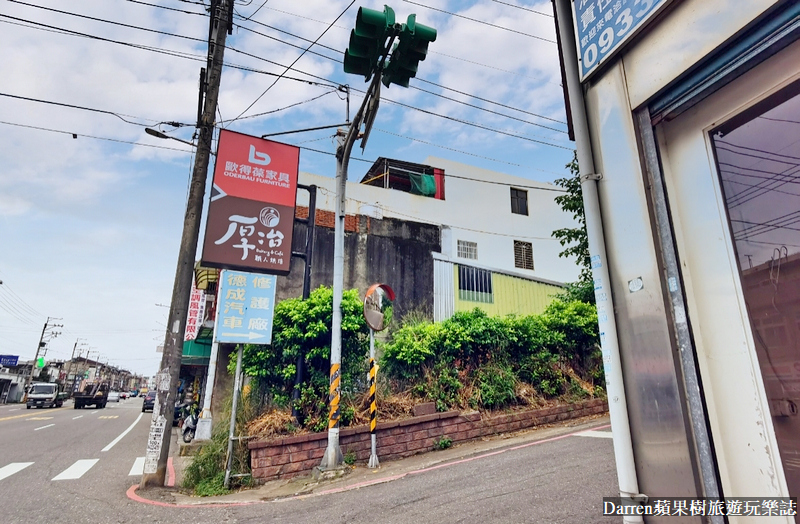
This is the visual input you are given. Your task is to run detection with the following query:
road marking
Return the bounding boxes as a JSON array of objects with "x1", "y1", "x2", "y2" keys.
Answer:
[
  {"x1": 102, "y1": 412, "x2": 144, "y2": 452},
  {"x1": 0, "y1": 412, "x2": 48, "y2": 422},
  {"x1": 90, "y1": 411, "x2": 98, "y2": 414},
  {"x1": 98, "y1": 415, "x2": 119, "y2": 419},
  {"x1": 129, "y1": 457, "x2": 145, "y2": 476},
  {"x1": 72, "y1": 415, "x2": 83, "y2": 420},
  {"x1": 575, "y1": 430, "x2": 613, "y2": 439},
  {"x1": 52, "y1": 459, "x2": 99, "y2": 481},
  {"x1": 34, "y1": 424, "x2": 55, "y2": 431},
  {"x1": 28, "y1": 417, "x2": 54, "y2": 421},
  {"x1": 9, "y1": 408, "x2": 19, "y2": 412},
  {"x1": 0, "y1": 462, "x2": 33, "y2": 481}
]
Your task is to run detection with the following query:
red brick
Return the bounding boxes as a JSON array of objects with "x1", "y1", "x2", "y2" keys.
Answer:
[
  {"x1": 282, "y1": 461, "x2": 309, "y2": 474},
  {"x1": 450, "y1": 431, "x2": 468, "y2": 442},
  {"x1": 300, "y1": 440, "x2": 321, "y2": 451},
  {"x1": 395, "y1": 432, "x2": 413, "y2": 444},
  {"x1": 290, "y1": 450, "x2": 312, "y2": 462},
  {"x1": 262, "y1": 445, "x2": 285, "y2": 457},
  {"x1": 285, "y1": 443, "x2": 303, "y2": 453},
  {"x1": 253, "y1": 465, "x2": 283, "y2": 480},
  {"x1": 412, "y1": 402, "x2": 437, "y2": 416},
  {"x1": 383, "y1": 443, "x2": 407, "y2": 455},
  {"x1": 270, "y1": 453, "x2": 291, "y2": 466},
  {"x1": 466, "y1": 428, "x2": 482, "y2": 439},
  {"x1": 381, "y1": 435, "x2": 398, "y2": 446},
  {"x1": 463, "y1": 412, "x2": 481, "y2": 422},
  {"x1": 427, "y1": 426, "x2": 447, "y2": 438}
]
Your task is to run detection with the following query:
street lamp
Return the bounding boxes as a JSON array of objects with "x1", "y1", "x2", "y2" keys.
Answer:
[{"x1": 145, "y1": 128, "x2": 197, "y2": 148}]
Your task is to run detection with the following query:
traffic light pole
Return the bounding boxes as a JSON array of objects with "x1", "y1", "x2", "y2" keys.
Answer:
[
  {"x1": 140, "y1": 0, "x2": 230, "y2": 489},
  {"x1": 319, "y1": 72, "x2": 382, "y2": 471}
]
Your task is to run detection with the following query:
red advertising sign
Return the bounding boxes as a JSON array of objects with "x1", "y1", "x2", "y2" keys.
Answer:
[{"x1": 201, "y1": 130, "x2": 299, "y2": 275}]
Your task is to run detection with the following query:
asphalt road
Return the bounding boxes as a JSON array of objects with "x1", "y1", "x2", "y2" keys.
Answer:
[{"x1": 0, "y1": 400, "x2": 620, "y2": 523}]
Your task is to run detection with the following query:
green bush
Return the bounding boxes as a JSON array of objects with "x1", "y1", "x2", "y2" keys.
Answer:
[
  {"x1": 474, "y1": 363, "x2": 517, "y2": 409},
  {"x1": 238, "y1": 286, "x2": 368, "y2": 430}
]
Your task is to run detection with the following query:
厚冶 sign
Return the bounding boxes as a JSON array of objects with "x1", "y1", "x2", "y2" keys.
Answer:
[
  {"x1": 201, "y1": 130, "x2": 299, "y2": 275},
  {"x1": 214, "y1": 269, "x2": 277, "y2": 344},
  {"x1": 572, "y1": 0, "x2": 670, "y2": 80}
]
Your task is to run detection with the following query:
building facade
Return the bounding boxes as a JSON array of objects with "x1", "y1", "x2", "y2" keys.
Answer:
[{"x1": 553, "y1": 0, "x2": 800, "y2": 520}]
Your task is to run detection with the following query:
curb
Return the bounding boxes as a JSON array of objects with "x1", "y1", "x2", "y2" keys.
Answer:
[{"x1": 127, "y1": 421, "x2": 611, "y2": 508}]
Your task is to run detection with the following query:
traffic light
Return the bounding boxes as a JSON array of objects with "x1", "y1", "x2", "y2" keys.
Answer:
[
  {"x1": 343, "y1": 5, "x2": 396, "y2": 80},
  {"x1": 382, "y1": 14, "x2": 437, "y2": 88}
]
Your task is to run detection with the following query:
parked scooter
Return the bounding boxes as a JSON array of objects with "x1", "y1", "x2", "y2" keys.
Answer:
[{"x1": 181, "y1": 404, "x2": 199, "y2": 443}]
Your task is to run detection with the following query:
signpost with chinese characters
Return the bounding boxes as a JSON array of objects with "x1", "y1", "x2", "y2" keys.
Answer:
[
  {"x1": 202, "y1": 130, "x2": 299, "y2": 275},
  {"x1": 185, "y1": 280, "x2": 206, "y2": 341},
  {"x1": 214, "y1": 270, "x2": 277, "y2": 344},
  {"x1": 572, "y1": 0, "x2": 669, "y2": 80}
]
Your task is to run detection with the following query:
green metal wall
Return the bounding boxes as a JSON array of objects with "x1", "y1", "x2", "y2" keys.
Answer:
[{"x1": 453, "y1": 267, "x2": 561, "y2": 317}]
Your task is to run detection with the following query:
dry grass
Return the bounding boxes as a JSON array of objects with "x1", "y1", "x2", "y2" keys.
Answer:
[{"x1": 246, "y1": 409, "x2": 299, "y2": 439}]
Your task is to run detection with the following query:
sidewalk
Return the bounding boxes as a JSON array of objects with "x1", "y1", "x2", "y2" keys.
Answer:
[{"x1": 134, "y1": 413, "x2": 611, "y2": 507}]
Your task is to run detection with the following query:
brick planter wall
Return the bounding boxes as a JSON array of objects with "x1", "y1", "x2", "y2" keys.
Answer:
[{"x1": 249, "y1": 398, "x2": 608, "y2": 483}]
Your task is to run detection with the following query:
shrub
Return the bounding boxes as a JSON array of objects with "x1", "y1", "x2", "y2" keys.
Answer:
[{"x1": 474, "y1": 363, "x2": 517, "y2": 409}]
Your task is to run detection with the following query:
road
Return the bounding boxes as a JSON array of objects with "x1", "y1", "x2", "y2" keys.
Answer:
[{"x1": 0, "y1": 400, "x2": 620, "y2": 523}]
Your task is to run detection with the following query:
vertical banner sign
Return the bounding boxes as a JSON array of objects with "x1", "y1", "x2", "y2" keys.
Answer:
[
  {"x1": 572, "y1": 0, "x2": 669, "y2": 80},
  {"x1": 202, "y1": 130, "x2": 299, "y2": 275},
  {"x1": 214, "y1": 270, "x2": 277, "y2": 344},
  {"x1": 185, "y1": 280, "x2": 206, "y2": 341}
]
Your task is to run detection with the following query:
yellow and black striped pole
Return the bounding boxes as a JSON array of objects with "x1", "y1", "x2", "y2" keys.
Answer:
[
  {"x1": 328, "y1": 363, "x2": 341, "y2": 430},
  {"x1": 368, "y1": 329, "x2": 380, "y2": 468}
]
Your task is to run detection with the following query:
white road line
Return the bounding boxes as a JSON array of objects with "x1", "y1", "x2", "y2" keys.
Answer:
[
  {"x1": 90, "y1": 411, "x2": 98, "y2": 415},
  {"x1": 0, "y1": 462, "x2": 34, "y2": 481},
  {"x1": 129, "y1": 457, "x2": 145, "y2": 476},
  {"x1": 52, "y1": 459, "x2": 99, "y2": 481},
  {"x1": 9, "y1": 408, "x2": 19, "y2": 412},
  {"x1": 575, "y1": 430, "x2": 613, "y2": 439},
  {"x1": 72, "y1": 415, "x2": 83, "y2": 420},
  {"x1": 101, "y1": 412, "x2": 144, "y2": 452},
  {"x1": 34, "y1": 424, "x2": 55, "y2": 431}
]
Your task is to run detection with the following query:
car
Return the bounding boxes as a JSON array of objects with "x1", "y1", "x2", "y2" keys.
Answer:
[
  {"x1": 108, "y1": 391, "x2": 120, "y2": 402},
  {"x1": 141, "y1": 391, "x2": 156, "y2": 412},
  {"x1": 119, "y1": 391, "x2": 128, "y2": 400}
]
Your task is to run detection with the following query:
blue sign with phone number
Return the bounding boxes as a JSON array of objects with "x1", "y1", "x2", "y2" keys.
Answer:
[{"x1": 573, "y1": 0, "x2": 669, "y2": 80}]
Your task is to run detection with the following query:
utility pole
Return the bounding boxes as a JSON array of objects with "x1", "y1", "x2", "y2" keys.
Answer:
[
  {"x1": 65, "y1": 338, "x2": 85, "y2": 395},
  {"x1": 25, "y1": 317, "x2": 62, "y2": 396},
  {"x1": 140, "y1": 0, "x2": 232, "y2": 489}
]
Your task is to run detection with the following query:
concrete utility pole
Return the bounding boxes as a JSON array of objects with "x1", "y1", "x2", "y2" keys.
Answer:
[
  {"x1": 319, "y1": 73, "x2": 381, "y2": 471},
  {"x1": 140, "y1": 0, "x2": 231, "y2": 489},
  {"x1": 25, "y1": 317, "x2": 61, "y2": 395}
]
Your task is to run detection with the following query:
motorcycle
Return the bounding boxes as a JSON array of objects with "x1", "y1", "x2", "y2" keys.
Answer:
[{"x1": 181, "y1": 404, "x2": 199, "y2": 443}]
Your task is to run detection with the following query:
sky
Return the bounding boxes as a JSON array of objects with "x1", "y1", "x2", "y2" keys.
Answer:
[{"x1": 0, "y1": 0, "x2": 575, "y2": 377}]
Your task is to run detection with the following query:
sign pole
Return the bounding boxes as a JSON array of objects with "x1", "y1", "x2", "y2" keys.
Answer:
[
  {"x1": 224, "y1": 344, "x2": 243, "y2": 489},
  {"x1": 368, "y1": 328, "x2": 379, "y2": 468}
]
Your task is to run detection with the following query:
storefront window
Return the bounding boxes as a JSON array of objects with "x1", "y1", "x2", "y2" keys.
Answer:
[{"x1": 712, "y1": 87, "x2": 800, "y2": 498}]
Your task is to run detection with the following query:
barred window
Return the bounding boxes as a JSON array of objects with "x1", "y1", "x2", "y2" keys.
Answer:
[
  {"x1": 514, "y1": 240, "x2": 534, "y2": 270},
  {"x1": 511, "y1": 188, "x2": 528, "y2": 215},
  {"x1": 457, "y1": 240, "x2": 478, "y2": 260},
  {"x1": 458, "y1": 265, "x2": 493, "y2": 303}
]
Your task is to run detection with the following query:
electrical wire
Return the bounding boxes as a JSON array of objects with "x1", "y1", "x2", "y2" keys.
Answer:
[
  {"x1": 229, "y1": 0, "x2": 357, "y2": 123},
  {"x1": 217, "y1": 89, "x2": 338, "y2": 124},
  {"x1": 490, "y1": 0, "x2": 553, "y2": 17},
  {"x1": 0, "y1": 120, "x2": 195, "y2": 153},
  {"x1": 401, "y1": 0, "x2": 556, "y2": 44},
  {"x1": 0, "y1": 281, "x2": 45, "y2": 318}
]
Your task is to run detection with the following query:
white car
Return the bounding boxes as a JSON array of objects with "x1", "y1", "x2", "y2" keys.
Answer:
[{"x1": 108, "y1": 391, "x2": 120, "y2": 403}]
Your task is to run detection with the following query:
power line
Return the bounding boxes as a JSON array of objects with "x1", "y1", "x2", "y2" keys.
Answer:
[
  {"x1": 0, "y1": 119, "x2": 195, "y2": 153},
  {"x1": 228, "y1": 0, "x2": 357, "y2": 123},
  {"x1": 401, "y1": 0, "x2": 556, "y2": 44},
  {"x1": 0, "y1": 283, "x2": 44, "y2": 319},
  {"x1": 0, "y1": 92, "x2": 182, "y2": 127},
  {"x1": 217, "y1": 89, "x2": 337, "y2": 124},
  {"x1": 3, "y1": 9, "x2": 569, "y2": 150},
  {"x1": 490, "y1": 0, "x2": 553, "y2": 17}
]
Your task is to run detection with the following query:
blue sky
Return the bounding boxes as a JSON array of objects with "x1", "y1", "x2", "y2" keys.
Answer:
[{"x1": 0, "y1": 0, "x2": 574, "y2": 376}]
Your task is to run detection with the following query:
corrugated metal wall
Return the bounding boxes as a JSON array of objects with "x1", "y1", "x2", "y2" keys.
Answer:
[
  {"x1": 454, "y1": 271, "x2": 561, "y2": 317},
  {"x1": 433, "y1": 258, "x2": 455, "y2": 322}
]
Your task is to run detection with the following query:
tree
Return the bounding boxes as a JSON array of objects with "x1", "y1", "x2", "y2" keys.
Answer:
[{"x1": 552, "y1": 152, "x2": 594, "y2": 304}]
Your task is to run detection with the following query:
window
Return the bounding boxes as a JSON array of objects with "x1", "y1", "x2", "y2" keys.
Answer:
[
  {"x1": 458, "y1": 265, "x2": 493, "y2": 303},
  {"x1": 514, "y1": 240, "x2": 534, "y2": 270},
  {"x1": 511, "y1": 188, "x2": 528, "y2": 215},
  {"x1": 457, "y1": 240, "x2": 478, "y2": 260}
]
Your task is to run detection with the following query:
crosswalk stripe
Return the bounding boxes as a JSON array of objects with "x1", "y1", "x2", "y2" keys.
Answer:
[
  {"x1": 129, "y1": 457, "x2": 145, "y2": 476},
  {"x1": 575, "y1": 430, "x2": 613, "y2": 439},
  {"x1": 0, "y1": 462, "x2": 34, "y2": 481},
  {"x1": 52, "y1": 459, "x2": 99, "y2": 481}
]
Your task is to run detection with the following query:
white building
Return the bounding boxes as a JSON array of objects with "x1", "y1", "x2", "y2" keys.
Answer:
[{"x1": 297, "y1": 156, "x2": 580, "y2": 285}]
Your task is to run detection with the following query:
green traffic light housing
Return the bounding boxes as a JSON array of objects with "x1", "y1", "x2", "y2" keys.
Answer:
[
  {"x1": 382, "y1": 14, "x2": 437, "y2": 88},
  {"x1": 343, "y1": 5, "x2": 396, "y2": 80}
]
